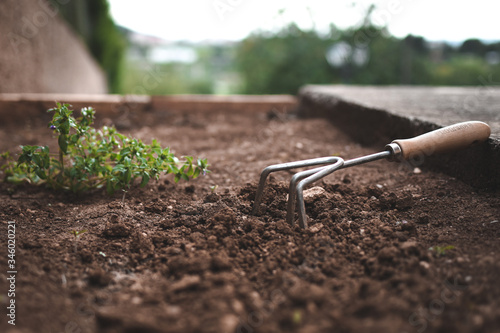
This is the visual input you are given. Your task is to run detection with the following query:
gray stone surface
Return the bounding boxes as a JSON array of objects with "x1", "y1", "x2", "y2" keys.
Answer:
[
  {"x1": 303, "y1": 85, "x2": 500, "y2": 139},
  {"x1": 298, "y1": 85, "x2": 500, "y2": 191}
]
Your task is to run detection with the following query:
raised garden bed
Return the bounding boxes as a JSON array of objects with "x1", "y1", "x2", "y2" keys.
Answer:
[{"x1": 1, "y1": 102, "x2": 499, "y2": 333}]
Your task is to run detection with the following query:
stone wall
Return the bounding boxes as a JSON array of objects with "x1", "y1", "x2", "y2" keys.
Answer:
[{"x1": 0, "y1": 0, "x2": 107, "y2": 93}]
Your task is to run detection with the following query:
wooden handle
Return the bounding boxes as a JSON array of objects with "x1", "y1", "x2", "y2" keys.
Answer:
[{"x1": 392, "y1": 121, "x2": 491, "y2": 160}]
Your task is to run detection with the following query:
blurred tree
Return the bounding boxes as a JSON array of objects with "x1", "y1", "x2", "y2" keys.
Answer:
[
  {"x1": 49, "y1": 0, "x2": 126, "y2": 93},
  {"x1": 236, "y1": 23, "x2": 333, "y2": 94},
  {"x1": 234, "y1": 17, "x2": 499, "y2": 93},
  {"x1": 485, "y1": 42, "x2": 500, "y2": 53},
  {"x1": 430, "y1": 56, "x2": 490, "y2": 85},
  {"x1": 403, "y1": 35, "x2": 427, "y2": 54},
  {"x1": 121, "y1": 61, "x2": 214, "y2": 95},
  {"x1": 343, "y1": 25, "x2": 403, "y2": 84},
  {"x1": 459, "y1": 39, "x2": 486, "y2": 56}
]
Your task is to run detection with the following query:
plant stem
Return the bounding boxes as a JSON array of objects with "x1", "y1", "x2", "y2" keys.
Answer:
[{"x1": 59, "y1": 148, "x2": 64, "y2": 174}]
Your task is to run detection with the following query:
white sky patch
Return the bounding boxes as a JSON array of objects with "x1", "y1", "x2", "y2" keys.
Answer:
[
  {"x1": 149, "y1": 46, "x2": 198, "y2": 63},
  {"x1": 108, "y1": 0, "x2": 500, "y2": 43}
]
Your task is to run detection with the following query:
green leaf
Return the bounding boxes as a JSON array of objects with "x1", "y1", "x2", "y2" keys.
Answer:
[
  {"x1": 140, "y1": 173, "x2": 150, "y2": 187},
  {"x1": 125, "y1": 169, "x2": 132, "y2": 183},
  {"x1": 17, "y1": 154, "x2": 27, "y2": 165},
  {"x1": 106, "y1": 179, "x2": 114, "y2": 195},
  {"x1": 193, "y1": 168, "x2": 200, "y2": 178},
  {"x1": 69, "y1": 167, "x2": 77, "y2": 178},
  {"x1": 35, "y1": 169, "x2": 47, "y2": 180},
  {"x1": 32, "y1": 154, "x2": 42, "y2": 167},
  {"x1": 58, "y1": 134, "x2": 68, "y2": 154},
  {"x1": 152, "y1": 147, "x2": 162, "y2": 156},
  {"x1": 120, "y1": 147, "x2": 131, "y2": 157},
  {"x1": 167, "y1": 164, "x2": 179, "y2": 174},
  {"x1": 43, "y1": 155, "x2": 50, "y2": 169},
  {"x1": 112, "y1": 164, "x2": 126, "y2": 173}
]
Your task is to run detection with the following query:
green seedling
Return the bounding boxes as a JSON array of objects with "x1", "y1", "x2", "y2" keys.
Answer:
[
  {"x1": 0, "y1": 103, "x2": 209, "y2": 194},
  {"x1": 429, "y1": 245, "x2": 455, "y2": 257},
  {"x1": 70, "y1": 229, "x2": 88, "y2": 239},
  {"x1": 69, "y1": 229, "x2": 87, "y2": 253},
  {"x1": 210, "y1": 185, "x2": 218, "y2": 193}
]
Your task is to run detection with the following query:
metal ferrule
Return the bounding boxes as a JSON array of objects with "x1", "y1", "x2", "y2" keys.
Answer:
[{"x1": 384, "y1": 142, "x2": 402, "y2": 161}]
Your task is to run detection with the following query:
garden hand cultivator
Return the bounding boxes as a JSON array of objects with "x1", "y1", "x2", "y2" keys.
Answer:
[{"x1": 252, "y1": 121, "x2": 491, "y2": 229}]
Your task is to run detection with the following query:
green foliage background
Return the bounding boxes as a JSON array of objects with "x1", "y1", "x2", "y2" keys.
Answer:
[
  {"x1": 236, "y1": 25, "x2": 500, "y2": 94},
  {"x1": 120, "y1": 22, "x2": 500, "y2": 95},
  {"x1": 51, "y1": 2, "x2": 500, "y2": 95}
]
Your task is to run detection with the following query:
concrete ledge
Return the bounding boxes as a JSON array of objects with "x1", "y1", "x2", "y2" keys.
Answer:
[
  {"x1": 0, "y1": 93, "x2": 151, "y2": 125},
  {"x1": 152, "y1": 95, "x2": 297, "y2": 113},
  {"x1": 0, "y1": 94, "x2": 298, "y2": 126},
  {"x1": 298, "y1": 85, "x2": 500, "y2": 191}
]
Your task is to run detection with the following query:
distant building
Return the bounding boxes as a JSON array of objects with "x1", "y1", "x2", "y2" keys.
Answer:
[{"x1": 122, "y1": 28, "x2": 197, "y2": 64}]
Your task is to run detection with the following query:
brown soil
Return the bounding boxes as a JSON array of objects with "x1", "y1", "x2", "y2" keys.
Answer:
[{"x1": 0, "y1": 108, "x2": 499, "y2": 333}]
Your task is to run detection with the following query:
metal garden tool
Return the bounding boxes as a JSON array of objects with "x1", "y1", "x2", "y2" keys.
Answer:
[{"x1": 252, "y1": 121, "x2": 491, "y2": 229}]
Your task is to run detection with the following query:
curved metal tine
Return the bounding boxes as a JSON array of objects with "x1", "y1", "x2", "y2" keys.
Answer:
[
  {"x1": 294, "y1": 150, "x2": 393, "y2": 228},
  {"x1": 286, "y1": 158, "x2": 343, "y2": 226},
  {"x1": 252, "y1": 156, "x2": 342, "y2": 215},
  {"x1": 296, "y1": 160, "x2": 344, "y2": 229}
]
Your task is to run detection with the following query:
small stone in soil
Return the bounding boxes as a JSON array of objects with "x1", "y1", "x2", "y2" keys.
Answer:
[
  {"x1": 170, "y1": 275, "x2": 201, "y2": 292},
  {"x1": 102, "y1": 223, "x2": 131, "y2": 239},
  {"x1": 419, "y1": 261, "x2": 430, "y2": 269},
  {"x1": 303, "y1": 186, "x2": 328, "y2": 204},
  {"x1": 400, "y1": 241, "x2": 419, "y2": 255},
  {"x1": 220, "y1": 314, "x2": 239, "y2": 333},
  {"x1": 308, "y1": 223, "x2": 324, "y2": 234}
]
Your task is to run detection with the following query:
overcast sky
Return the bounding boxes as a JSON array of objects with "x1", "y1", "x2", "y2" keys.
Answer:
[{"x1": 108, "y1": 0, "x2": 500, "y2": 43}]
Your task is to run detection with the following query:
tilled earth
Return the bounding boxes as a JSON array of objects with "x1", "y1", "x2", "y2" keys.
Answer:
[{"x1": 0, "y1": 108, "x2": 499, "y2": 333}]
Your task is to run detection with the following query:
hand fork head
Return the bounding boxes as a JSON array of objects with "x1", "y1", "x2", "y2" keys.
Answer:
[
  {"x1": 252, "y1": 156, "x2": 343, "y2": 228},
  {"x1": 253, "y1": 150, "x2": 393, "y2": 228}
]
